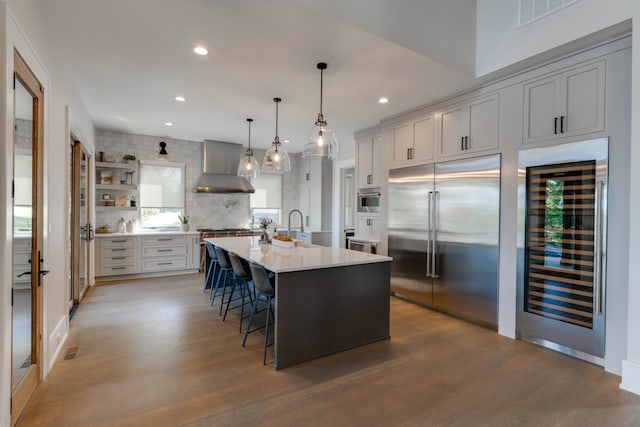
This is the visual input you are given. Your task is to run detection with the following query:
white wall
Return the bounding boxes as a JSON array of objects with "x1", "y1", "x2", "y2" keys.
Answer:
[
  {"x1": 1, "y1": 1, "x2": 95, "y2": 425},
  {"x1": 620, "y1": 7, "x2": 640, "y2": 395},
  {"x1": 476, "y1": 0, "x2": 633, "y2": 77}
]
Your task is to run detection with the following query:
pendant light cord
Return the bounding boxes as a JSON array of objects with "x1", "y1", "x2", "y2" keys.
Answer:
[
  {"x1": 316, "y1": 63, "x2": 327, "y2": 126},
  {"x1": 273, "y1": 97, "x2": 281, "y2": 146}
]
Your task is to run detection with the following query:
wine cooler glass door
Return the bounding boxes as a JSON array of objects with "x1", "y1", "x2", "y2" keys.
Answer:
[{"x1": 517, "y1": 138, "x2": 607, "y2": 362}]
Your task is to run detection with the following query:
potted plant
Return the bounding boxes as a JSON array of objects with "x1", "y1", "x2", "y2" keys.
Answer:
[
  {"x1": 259, "y1": 217, "x2": 273, "y2": 242},
  {"x1": 178, "y1": 213, "x2": 190, "y2": 231}
]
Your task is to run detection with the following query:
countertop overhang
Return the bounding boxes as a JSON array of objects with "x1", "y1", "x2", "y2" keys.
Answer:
[{"x1": 206, "y1": 236, "x2": 391, "y2": 273}]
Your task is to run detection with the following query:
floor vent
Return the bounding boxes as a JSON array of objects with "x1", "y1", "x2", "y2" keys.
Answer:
[
  {"x1": 20, "y1": 356, "x2": 31, "y2": 369},
  {"x1": 63, "y1": 346, "x2": 79, "y2": 361}
]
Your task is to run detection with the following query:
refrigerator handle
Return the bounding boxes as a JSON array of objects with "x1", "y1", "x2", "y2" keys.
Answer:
[
  {"x1": 431, "y1": 191, "x2": 439, "y2": 278},
  {"x1": 426, "y1": 191, "x2": 432, "y2": 278},
  {"x1": 594, "y1": 180, "x2": 605, "y2": 315}
]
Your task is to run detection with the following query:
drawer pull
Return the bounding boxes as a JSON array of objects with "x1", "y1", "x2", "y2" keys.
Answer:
[
  {"x1": 111, "y1": 266, "x2": 126, "y2": 270},
  {"x1": 111, "y1": 240, "x2": 126, "y2": 243},
  {"x1": 158, "y1": 238, "x2": 173, "y2": 242},
  {"x1": 158, "y1": 262, "x2": 173, "y2": 266},
  {"x1": 158, "y1": 249, "x2": 173, "y2": 252},
  {"x1": 111, "y1": 248, "x2": 126, "y2": 252},
  {"x1": 112, "y1": 257, "x2": 126, "y2": 260}
]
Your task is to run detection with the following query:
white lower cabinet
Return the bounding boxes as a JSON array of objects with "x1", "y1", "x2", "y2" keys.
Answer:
[
  {"x1": 96, "y1": 236, "x2": 140, "y2": 276},
  {"x1": 96, "y1": 233, "x2": 200, "y2": 278},
  {"x1": 141, "y1": 235, "x2": 188, "y2": 273}
]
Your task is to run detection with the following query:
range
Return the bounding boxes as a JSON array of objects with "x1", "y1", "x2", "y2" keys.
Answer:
[{"x1": 196, "y1": 228, "x2": 254, "y2": 271}]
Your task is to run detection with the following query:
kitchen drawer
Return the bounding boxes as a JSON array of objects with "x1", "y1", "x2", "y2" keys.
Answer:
[
  {"x1": 101, "y1": 254, "x2": 138, "y2": 265},
  {"x1": 100, "y1": 237, "x2": 139, "y2": 248},
  {"x1": 99, "y1": 263, "x2": 140, "y2": 276},
  {"x1": 142, "y1": 236, "x2": 186, "y2": 246},
  {"x1": 142, "y1": 257, "x2": 187, "y2": 272},
  {"x1": 100, "y1": 246, "x2": 138, "y2": 258},
  {"x1": 142, "y1": 245, "x2": 187, "y2": 258}
]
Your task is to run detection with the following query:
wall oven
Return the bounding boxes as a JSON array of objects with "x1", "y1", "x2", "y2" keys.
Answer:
[
  {"x1": 357, "y1": 187, "x2": 381, "y2": 213},
  {"x1": 348, "y1": 238, "x2": 378, "y2": 254}
]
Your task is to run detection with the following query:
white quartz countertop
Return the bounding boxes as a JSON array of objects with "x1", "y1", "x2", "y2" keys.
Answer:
[
  {"x1": 96, "y1": 230, "x2": 199, "y2": 237},
  {"x1": 206, "y1": 236, "x2": 391, "y2": 273}
]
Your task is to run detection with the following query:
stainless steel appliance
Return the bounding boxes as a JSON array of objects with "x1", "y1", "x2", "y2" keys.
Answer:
[
  {"x1": 197, "y1": 228, "x2": 253, "y2": 272},
  {"x1": 348, "y1": 237, "x2": 378, "y2": 254},
  {"x1": 517, "y1": 138, "x2": 607, "y2": 364},
  {"x1": 357, "y1": 187, "x2": 381, "y2": 213},
  {"x1": 388, "y1": 154, "x2": 501, "y2": 327}
]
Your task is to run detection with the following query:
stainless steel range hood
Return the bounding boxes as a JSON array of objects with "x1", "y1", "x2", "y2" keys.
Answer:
[{"x1": 194, "y1": 140, "x2": 255, "y2": 193}]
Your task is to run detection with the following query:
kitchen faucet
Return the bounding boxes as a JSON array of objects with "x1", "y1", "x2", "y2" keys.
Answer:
[{"x1": 288, "y1": 209, "x2": 304, "y2": 237}]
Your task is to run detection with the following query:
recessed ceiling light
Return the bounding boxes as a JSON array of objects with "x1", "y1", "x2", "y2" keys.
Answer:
[
  {"x1": 175, "y1": 96, "x2": 186, "y2": 102},
  {"x1": 164, "y1": 122, "x2": 174, "y2": 127},
  {"x1": 193, "y1": 46, "x2": 208, "y2": 56},
  {"x1": 378, "y1": 97, "x2": 389, "y2": 104}
]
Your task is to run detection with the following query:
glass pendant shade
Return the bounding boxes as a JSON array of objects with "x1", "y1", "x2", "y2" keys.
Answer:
[
  {"x1": 237, "y1": 118, "x2": 260, "y2": 180},
  {"x1": 303, "y1": 121, "x2": 339, "y2": 159},
  {"x1": 262, "y1": 97, "x2": 291, "y2": 173},
  {"x1": 303, "y1": 62, "x2": 339, "y2": 160}
]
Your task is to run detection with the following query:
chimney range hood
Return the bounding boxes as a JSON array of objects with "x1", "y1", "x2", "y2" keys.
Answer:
[{"x1": 194, "y1": 140, "x2": 255, "y2": 193}]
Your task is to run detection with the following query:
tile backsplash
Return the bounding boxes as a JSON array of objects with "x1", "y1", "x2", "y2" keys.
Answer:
[{"x1": 95, "y1": 129, "x2": 298, "y2": 230}]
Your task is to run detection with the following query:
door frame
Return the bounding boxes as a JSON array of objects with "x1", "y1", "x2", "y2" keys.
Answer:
[
  {"x1": 70, "y1": 138, "x2": 91, "y2": 309},
  {"x1": 11, "y1": 51, "x2": 44, "y2": 426}
]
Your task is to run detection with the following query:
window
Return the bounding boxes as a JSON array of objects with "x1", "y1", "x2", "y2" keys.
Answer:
[
  {"x1": 139, "y1": 160, "x2": 186, "y2": 228},
  {"x1": 519, "y1": 0, "x2": 580, "y2": 27},
  {"x1": 250, "y1": 173, "x2": 282, "y2": 227}
]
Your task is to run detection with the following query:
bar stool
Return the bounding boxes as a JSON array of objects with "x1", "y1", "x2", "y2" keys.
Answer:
[
  {"x1": 223, "y1": 253, "x2": 255, "y2": 333},
  {"x1": 243, "y1": 262, "x2": 276, "y2": 365},
  {"x1": 212, "y1": 246, "x2": 235, "y2": 315},
  {"x1": 203, "y1": 242, "x2": 219, "y2": 294}
]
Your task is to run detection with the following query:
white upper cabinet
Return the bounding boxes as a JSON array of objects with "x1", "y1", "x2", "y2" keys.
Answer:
[
  {"x1": 298, "y1": 157, "x2": 322, "y2": 182},
  {"x1": 356, "y1": 134, "x2": 382, "y2": 187},
  {"x1": 523, "y1": 59, "x2": 605, "y2": 144},
  {"x1": 391, "y1": 114, "x2": 434, "y2": 167},
  {"x1": 439, "y1": 93, "x2": 499, "y2": 157}
]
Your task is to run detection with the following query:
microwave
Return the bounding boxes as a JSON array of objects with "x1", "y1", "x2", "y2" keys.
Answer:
[{"x1": 357, "y1": 187, "x2": 381, "y2": 213}]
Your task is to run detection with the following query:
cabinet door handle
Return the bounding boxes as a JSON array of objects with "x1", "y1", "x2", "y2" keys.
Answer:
[
  {"x1": 465, "y1": 136, "x2": 469, "y2": 150},
  {"x1": 560, "y1": 115, "x2": 565, "y2": 133},
  {"x1": 306, "y1": 173, "x2": 310, "y2": 181},
  {"x1": 461, "y1": 137, "x2": 464, "y2": 150},
  {"x1": 554, "y1": 117, "x2": 558, "y2": 134},
  {"x1": 367, "y1": 174, "x2": 372, "y2": 185},
  {"x1": 306, "y1": 216, "x2": 309, "y2": 226},
  {"x1": 411, "y1": 147, "x2": 414, "y2": 159},
  {"x1": 407, "y1": 148, "x2": 410, "y2": 160}
]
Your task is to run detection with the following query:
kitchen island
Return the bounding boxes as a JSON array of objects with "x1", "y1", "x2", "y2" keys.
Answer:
[{"x1": 206, "y1": 236, "x2": 392, "y2": 369}]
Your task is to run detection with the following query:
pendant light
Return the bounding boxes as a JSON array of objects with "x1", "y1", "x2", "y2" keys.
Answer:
[
  {"x1": 237, "y1": 118, "x2": 260, "y2": 180},
  {"x1": 262, "y1": 97, "x2": 291, "y2": 173},
  {"x1": 303, "y1": 62, "x2": 339, "y2": 160}
]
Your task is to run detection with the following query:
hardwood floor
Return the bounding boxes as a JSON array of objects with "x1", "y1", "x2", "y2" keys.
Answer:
[{"x1": 16, "y1": 274, "x2": 640, "y2": 426}]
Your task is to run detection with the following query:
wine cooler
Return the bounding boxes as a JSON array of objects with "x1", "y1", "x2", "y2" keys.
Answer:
[{"x1": 517, "y1": 138, "x2": 607, "y2": 364}]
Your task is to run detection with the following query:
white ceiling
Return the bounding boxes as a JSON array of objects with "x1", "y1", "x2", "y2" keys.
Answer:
[{"x1": 40, "y1": 0, "x2": 479, "y2": 154}]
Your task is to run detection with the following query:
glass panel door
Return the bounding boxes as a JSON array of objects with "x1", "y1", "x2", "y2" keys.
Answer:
[
  {"x1": 12, "y1": 51, "x2": 44, "y2": 424},
  {"x1": 525, "y1": 161, "x2": 597, "y2": 328},
  {"x1": 71, "y1": 140, "x2": 91, "y2": 310}
]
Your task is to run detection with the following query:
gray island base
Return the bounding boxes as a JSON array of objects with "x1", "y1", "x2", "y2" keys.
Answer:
[{"x1": 207, "y1": 237, "x2": 391, "y2": 369}]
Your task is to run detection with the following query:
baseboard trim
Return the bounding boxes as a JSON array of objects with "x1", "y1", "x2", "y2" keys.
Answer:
[
  {"x1": 620, "y1": 359, "x2": 640, "y2": 395},
  {"x1": 47, "y1": 315, "x2": 68, "y2": 374}
]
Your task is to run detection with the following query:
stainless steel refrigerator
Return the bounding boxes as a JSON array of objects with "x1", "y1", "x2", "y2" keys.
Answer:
[{"x1": 388, "y1": 154, "x2": 501, "y2": 327}]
